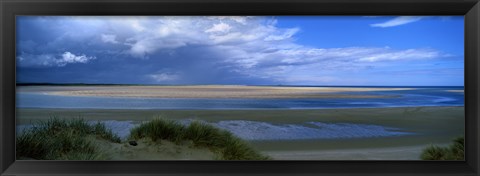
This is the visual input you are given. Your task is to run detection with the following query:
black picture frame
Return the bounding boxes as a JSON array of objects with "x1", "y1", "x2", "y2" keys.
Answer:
[{"x1": 1, "y1": 0, "x2": 479, "y2": 175}]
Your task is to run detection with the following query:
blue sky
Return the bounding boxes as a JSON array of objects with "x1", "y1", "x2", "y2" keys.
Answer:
[{"x1": 16, "y1": 16, "x2": 464, "y2": 86}]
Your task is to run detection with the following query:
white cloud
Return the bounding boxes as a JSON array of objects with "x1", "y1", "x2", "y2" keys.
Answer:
[
  {"x1": 264, "y1": 28, "x2": 300, "y2": 41},
  {"x1": 131, "y1": 20, "x2": 145, "y2": 32},
  {"x1": 357, "y1": 48, "x2": 440, "y2": 62},
  {"x1": 228, "y1": 16, "x2": 249, "y2": 24},
  {"x1": 370, "y1": 16, "x2": 425, "y2": 28},
  {"x1": 102, "y1": 17, "x2": 292, "y2": 58},
  {"x1": 207, "y1": 16, "x2": 250, "y2": 25},
  {"x1": 61, "y1": 52, "x2": 95, "y2": 64},
  {"x1": 207, "y1": 44, "x2": 447, "y2": 85},
  {"x1": 205, "y1": 23, "x2": 232, "y2": 33},
  {"x1": 149, "y1": 73, "x2": 180, "y2": 82},
  {"x1": 101, "y1": 34, "x2": 119, "y2": 44},
  {"x1": 128, "y1": 39, "x2": 158, "y2": 58},
  {"x1": 209, "y1": 32, "x2": 260, "y2": 44},
  {"x1": 213, "y1": 45, "x2": 442, "y2": 70},
  {"x1": 17, "y1": 52, "x2": 96, "y2": 67},
  {"x1": 127, "y1": 38, "x2": 188, "y2": 58}
]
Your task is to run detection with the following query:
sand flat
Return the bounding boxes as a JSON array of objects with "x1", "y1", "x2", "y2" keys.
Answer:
[
  {"x1": 265, "y1": 145, "x2": 446, "y2": 160},
  {"x1": 446, "y1": 90, "x2": 464, "y2": 93},
  {"x1": 18, "y1": 85, "x2": 413, "y2": 99}
]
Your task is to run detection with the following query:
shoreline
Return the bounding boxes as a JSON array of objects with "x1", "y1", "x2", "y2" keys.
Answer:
[{"x1": 264, "y1": 144, "x2": 451, "y2": 160}]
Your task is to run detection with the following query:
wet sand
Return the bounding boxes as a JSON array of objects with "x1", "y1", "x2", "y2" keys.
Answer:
[
  {"x1": 265, "y1": 145, "x2": 450, "y2": 160},
  {"x1": 17, "y1": 85, "x2": 413, "y2": 99},
  {"x1": 16, "y1": 106, "x2": 464, "y2": 160}
]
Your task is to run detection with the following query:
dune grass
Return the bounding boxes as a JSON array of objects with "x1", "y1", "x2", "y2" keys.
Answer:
[
  {"x1": 421, "y1": 136, "x2": 464, "y2": 160},
  {"x1": 16, "y1": 117, "x2": 120, "y2": 160},
  {"x1": 130, "y1": 118, "x2": 270, "y2": 160},
  {"x1": 18, "y1": 117, "x2": 270, "y2": 160}
]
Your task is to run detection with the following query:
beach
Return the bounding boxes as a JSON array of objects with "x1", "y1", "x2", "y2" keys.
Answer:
[{"x1": 16, "y1": 106, "x2": 464, "y2": 160}]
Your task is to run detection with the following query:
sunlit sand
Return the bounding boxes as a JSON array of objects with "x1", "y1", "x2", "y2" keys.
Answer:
[{"x1": 18, "y1": 85, "x2": 415, "y2": 99}]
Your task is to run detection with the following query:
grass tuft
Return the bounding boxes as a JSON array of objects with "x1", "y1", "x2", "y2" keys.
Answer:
[
  {"x1": 421, "y1": 136, "x2": 464, "y2": 160},
  {"x1": 130, "y1": 118, "x2": 185, "y2": 143},
  {"x1": 130, "y1": 118, "x2": 270, "y2": 160},
  {"x1": 16, "y1": 117, "x2": 120, "y2": 160}
]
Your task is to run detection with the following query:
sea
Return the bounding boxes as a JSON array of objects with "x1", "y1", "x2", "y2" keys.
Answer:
[{"x1": 16, "y1": 86, "x2": 464, "y2": 110}]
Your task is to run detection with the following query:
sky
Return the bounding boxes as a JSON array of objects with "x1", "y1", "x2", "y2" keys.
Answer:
[{"x1": 16, "y1": 16, "x2": 464, "y2": 86}]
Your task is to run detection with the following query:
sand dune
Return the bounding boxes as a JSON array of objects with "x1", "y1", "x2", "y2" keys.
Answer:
[{"x1": 97, "y1": 138, "x2": 217, "y2": 160}]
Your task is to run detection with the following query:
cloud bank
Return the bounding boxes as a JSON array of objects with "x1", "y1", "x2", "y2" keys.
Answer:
[{"x1": 16, "y1": 16, "x2": 461, "y2": 85}]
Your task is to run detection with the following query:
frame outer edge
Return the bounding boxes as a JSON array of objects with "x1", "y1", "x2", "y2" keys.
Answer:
[
  {"x1": 466, "y1": 1, "x2": 480, "y2": 174},
  {"x1": 0, "y1": 0, "x2": 5, "y2": 173},
  {"x1": 475, "y1": 2, "x2": 480, "y2": 174},
  {"x1": 1, "y1": 1, "x2": 16, "y2": 175},
  {"x1": 477, "y1": 3, "x2": 480, "y2": 174},
  {"x1": 1, "y1": 0, "x2": 480, "y2": 176}
]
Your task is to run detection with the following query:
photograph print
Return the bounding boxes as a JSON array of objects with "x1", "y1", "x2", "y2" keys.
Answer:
[{"x1": 15, "y1": 16, "x2": 464, "y2": 160}]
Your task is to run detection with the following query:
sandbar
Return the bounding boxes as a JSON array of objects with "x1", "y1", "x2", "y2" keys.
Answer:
[
  {"x1": 446, "y1": 90, "x2": 464, "y2": 93},
  {"x1": 17, "y1": 85, "x2": 414, "y2": 99}
]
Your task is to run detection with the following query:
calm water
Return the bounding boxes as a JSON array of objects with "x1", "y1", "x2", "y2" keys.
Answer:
[
  {"x1": 16, "y1": 119, "x2": 412, "y2": 140},
  {"x1": 16, "y1": 87, "x2": 464, "y2": 110},
  {"x1": 16, "y1": 86, "x2": 464, "y2": 140}
]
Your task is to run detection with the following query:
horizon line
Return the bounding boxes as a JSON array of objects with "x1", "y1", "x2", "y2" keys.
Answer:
[{"x1": 16, "y1": 82, "x2": 465, "y2": 87}]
